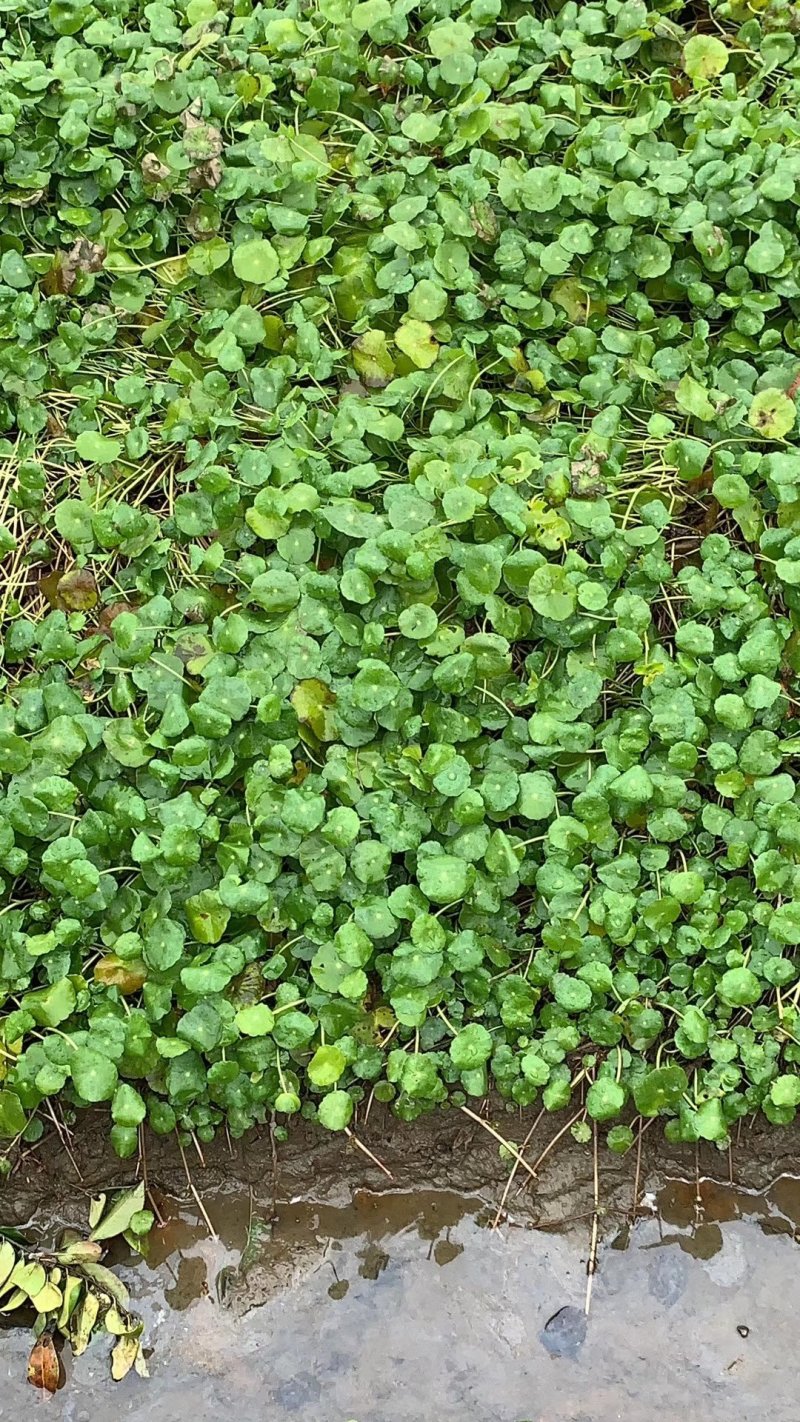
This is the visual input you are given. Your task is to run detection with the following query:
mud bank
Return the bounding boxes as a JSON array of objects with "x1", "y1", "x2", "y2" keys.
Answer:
[{"x1": 2, "y1": 1111, "x2": 800, "y2": 1421}]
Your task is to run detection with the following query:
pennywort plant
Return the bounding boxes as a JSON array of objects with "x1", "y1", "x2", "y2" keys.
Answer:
[{"x1": 1, "y1": 0, "x2": 800, "y2": 1158}]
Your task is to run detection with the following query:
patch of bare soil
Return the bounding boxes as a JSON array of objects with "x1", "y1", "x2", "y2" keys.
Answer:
[{"x1": 5, "y1": 1104, "x2": 798, "y2": 1244}]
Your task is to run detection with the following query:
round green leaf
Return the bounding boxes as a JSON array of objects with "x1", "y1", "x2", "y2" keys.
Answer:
[
  {"x1": 449, "y1": 1023, "x2": 492, "y2": 1071},
  {"x1": 317, "y1": 1089, "x2": 354, "y2": 1131},
  {"x1": 233, "y1": 239, "x2": 280, "y2": 285},
  {"x1": 71, "y1": 1048, "x2": 119, "y2": 1103}
]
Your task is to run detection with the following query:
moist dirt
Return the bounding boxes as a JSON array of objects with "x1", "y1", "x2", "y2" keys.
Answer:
[{"x1": 2, "y1": 1110, "x2": 800, "y2": 1421}]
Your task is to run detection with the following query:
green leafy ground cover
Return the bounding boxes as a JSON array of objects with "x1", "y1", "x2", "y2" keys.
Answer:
[{"x1": 2, "y1": 0, "x2": 800, "y2": 1162}]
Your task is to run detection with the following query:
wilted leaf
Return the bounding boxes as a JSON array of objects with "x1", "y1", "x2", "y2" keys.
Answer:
[
  {"x1": 94, "y1": 956, "x2": 147, "y2": 994},
  {"x1": 111, "y1": 1332, "x2": 141, "y2": 1381},
  {"x1": 43, "y1": 239, "x2": 105, "y2": 295},
  {"x1": 69, "y1": 1289, "x2": 100, "y2": 1356},
  {"x1": 142, "y1": 150, "x2": 170, "y2": 184},
  {"x1": 27, "y1": 1333, "x2": 61, "y2": 1393},
  {"x1": 53, "y1": 568, "x2": 98, "y2": 611}
]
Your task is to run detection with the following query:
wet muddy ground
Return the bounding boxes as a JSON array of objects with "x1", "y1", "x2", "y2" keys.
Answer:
[{"x1": 2, "y1": 1110, "x2": 800, "y2": 1421}]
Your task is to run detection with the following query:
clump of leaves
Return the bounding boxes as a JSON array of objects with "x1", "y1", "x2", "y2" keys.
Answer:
[
  {"x1": 1, "y1": 1186, "x2": 150, "y2": 1391},
  {"x1": 0, "y1": 0, "x2": 800, "y2": 1162}
]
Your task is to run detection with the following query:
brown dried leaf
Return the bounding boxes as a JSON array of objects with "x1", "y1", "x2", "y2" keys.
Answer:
[
  {"x1": 141, "y1": 153, "x2": 171, "y2": 185},
  {"x1": 43, "y1": 240, "x2": 105, "y2": 296},
  {"x1": 569, "y1": 455, "x2": 607, "y2": 498},
  {"x1": 27, "y1": 1333, "x2": 61, "y2": 1394},
  {"x1": 188, "y1": 158, "x2": 223, "y2": 190},
  {"x1": 67, "y1": 238, "x2": 105, "y2": 284}
]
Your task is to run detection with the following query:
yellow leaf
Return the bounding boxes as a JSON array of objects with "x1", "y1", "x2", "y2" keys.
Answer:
[
  {"x1": 290, "y1": 678, "x2": 336, "y2": 741},
  {"x1": 30, "y1": 1279, "x2": 63, "y2": 1314},
  {"x1": 104, "y1": 1304, "x2": 130, "y2": 1335},
  {"x1": 70, "y1": 1289, "x2": 100, "y2": 1356},
  {"x1": 0, "y1": 1240, "x2": 16, "y2": 1291},
  {"x1": 8, "y1": 1260, "x2": 46, "y2": 1299},
  {"x1": 94, "y1": 956, "x2": 147, "y2": 994},
  {"x1": 111, "y1": 1333, "x2": 140, "y2": 1381}
]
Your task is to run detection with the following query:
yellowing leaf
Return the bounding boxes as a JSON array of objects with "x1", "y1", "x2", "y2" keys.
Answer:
[
  {"x1": 748, "y1": 388, "x2": 796, "y2": 440},
  {"x1": 682, "y1": 34, "x2": 728, "y2": 85},
  {"x1": 70, "y1": 1289, "x2": 100, "y2": 1357},
  {"x1": 0, "y1": 1240, "x2": 16, "y2": 1291},
  {"x1": 94, "y1": 956, "x2": 147, "y2": 994},
  {"x1": 395, "y1": 319, "x2": 439, "y2": 369},
  {"x1": 291, "y1": 678, "x2": 337, "y2": 740},
  {"x1": 30, "y1": 1278, "x2": 63, "y2": 1314},
  {"x1": 352, "y1": 329, "x2": 395, "y2": 387},
  {"x1": 111, "y1": 1332, "x2": 141, "y2": 1381}
]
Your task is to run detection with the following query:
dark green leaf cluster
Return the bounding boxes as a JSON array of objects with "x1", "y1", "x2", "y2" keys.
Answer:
[{"x1": 2, "y1": 0, "x2": 800, "y2": 1153}]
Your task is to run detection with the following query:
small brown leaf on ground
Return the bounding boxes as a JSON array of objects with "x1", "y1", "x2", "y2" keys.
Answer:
[{"x1": 27, "y1": 1333, "x2": 61, "y2": 1393}]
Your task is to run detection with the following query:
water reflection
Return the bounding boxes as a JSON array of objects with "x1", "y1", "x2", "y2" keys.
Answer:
[{"x1": 2, "y1": 1172, "x2": 800, "y2": 1421}]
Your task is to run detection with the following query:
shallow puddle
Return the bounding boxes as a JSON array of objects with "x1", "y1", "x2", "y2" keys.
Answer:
[{"x1": 2, "y1": 1170, "x2": 800, "y2": 1421}]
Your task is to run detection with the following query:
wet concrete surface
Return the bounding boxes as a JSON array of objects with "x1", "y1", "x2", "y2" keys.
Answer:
[{"x1": 2, "y1": 1156, "x2": 800, "y2": 1422}]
